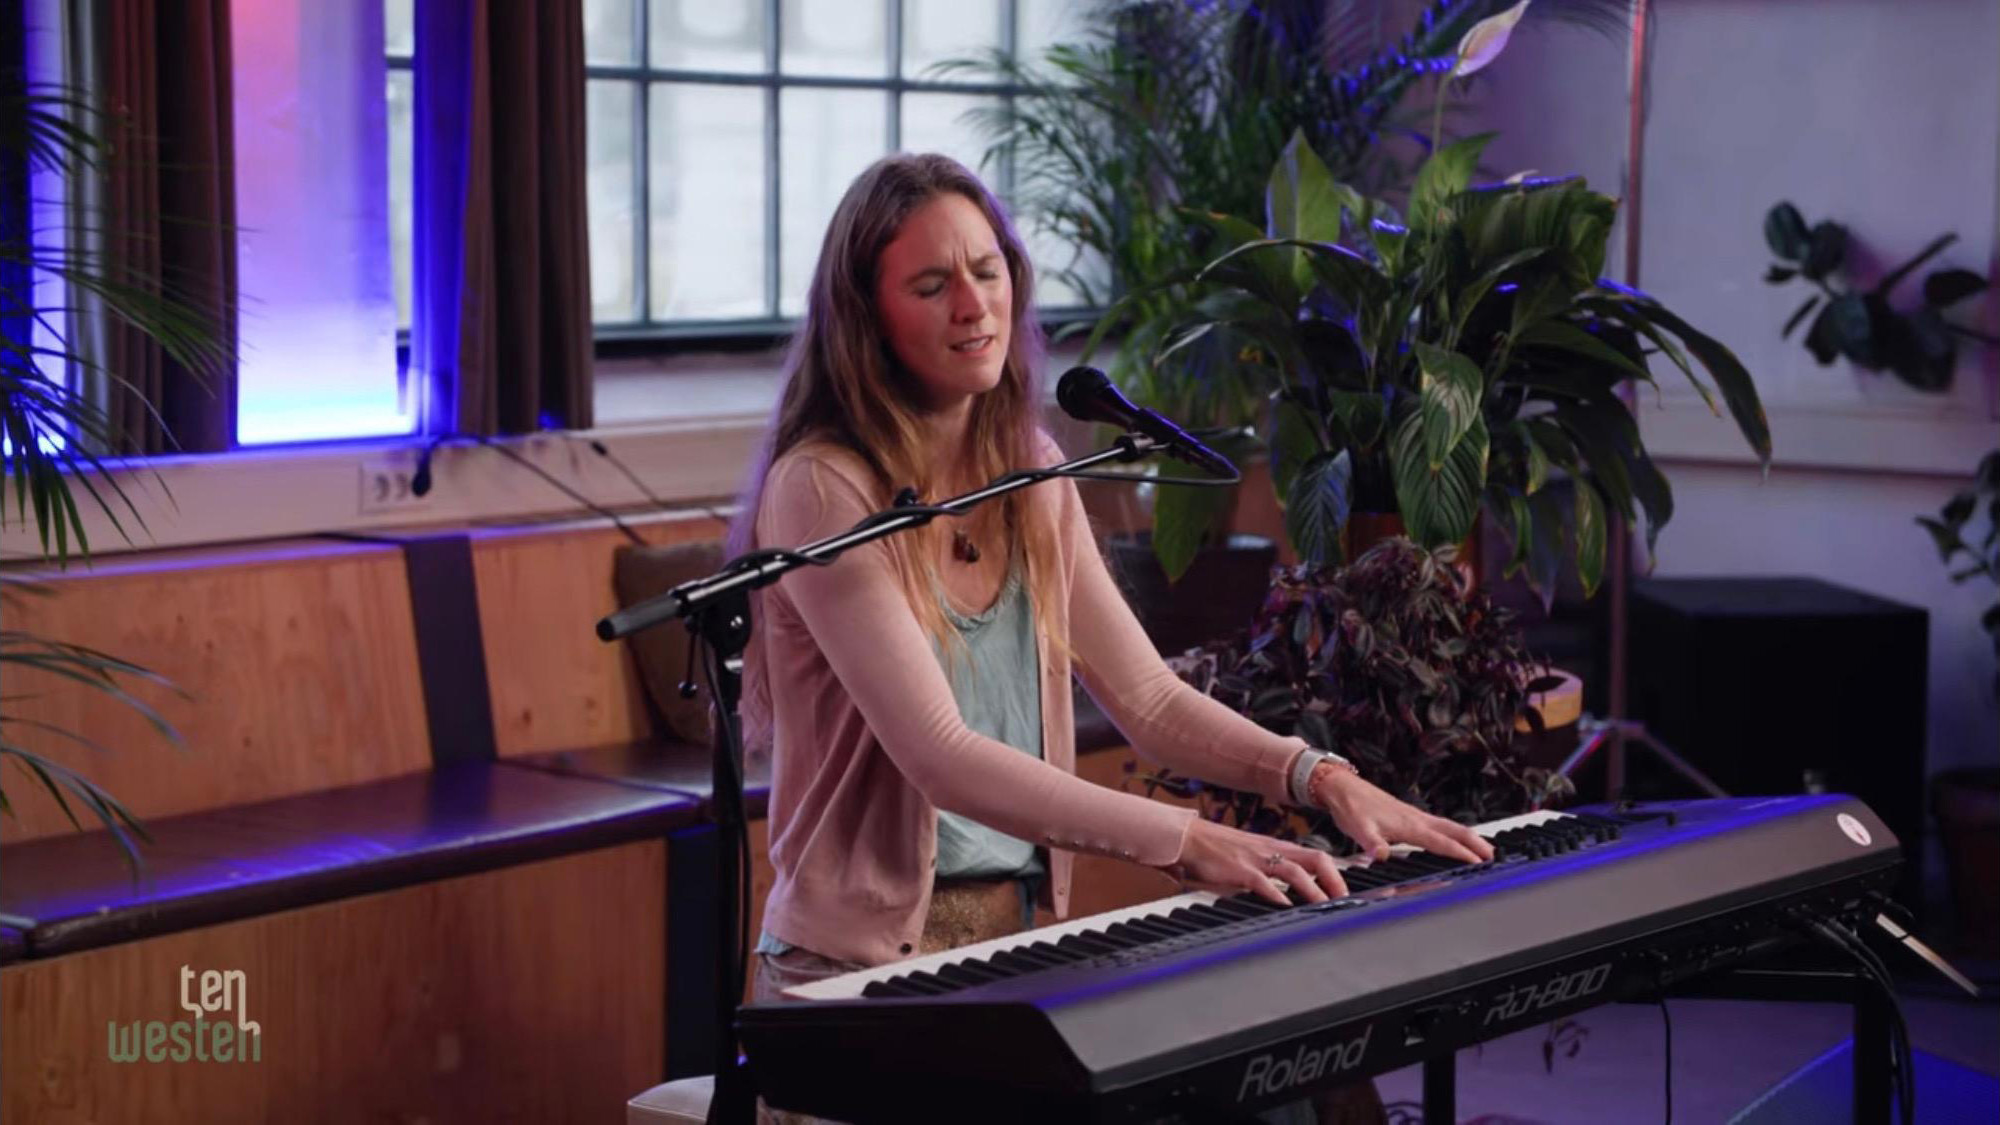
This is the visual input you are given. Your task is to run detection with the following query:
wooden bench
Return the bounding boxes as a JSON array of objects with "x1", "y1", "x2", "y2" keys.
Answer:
[{"x1": 0, "y1": 528, "x2": 718, "y2": 1122}]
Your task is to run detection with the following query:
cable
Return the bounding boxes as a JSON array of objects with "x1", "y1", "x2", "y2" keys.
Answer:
[
  {"x1": 408, "y1": 432, "x2": 649, "y2": 547},
  {"x1": 470, "y1": 435, "x2": 647, "y2": 547},
  {"x1": 1799, "y1": 910, "x2": 1916, "y2": 1124},
  {"x1": 1658, "y1": 999, "x2": 1673, "y2": 1124},
  {"x1": 582, "y1": 436, "x2": 737, "y2": 528},
  {"x1": 1827, "y1": 919, "x2": 1917, "y2": 1125}
]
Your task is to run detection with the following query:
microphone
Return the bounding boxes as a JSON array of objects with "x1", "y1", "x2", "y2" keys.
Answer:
[{"x1": 1055, "y1": 366, "x2": 1237, "y2": 478}]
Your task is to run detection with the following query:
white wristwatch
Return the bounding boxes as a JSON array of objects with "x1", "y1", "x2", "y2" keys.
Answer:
[{"x1": 1288, "y1": 748, "x2": 1359, "y2": 806}]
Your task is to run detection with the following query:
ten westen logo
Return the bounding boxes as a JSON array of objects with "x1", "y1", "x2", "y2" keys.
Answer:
[{"x1": 106, "y1": 965, "x2": 263, "y2": 1063}]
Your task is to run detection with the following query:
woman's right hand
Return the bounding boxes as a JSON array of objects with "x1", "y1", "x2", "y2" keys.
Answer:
[{"x1": 1171, "y1": 817, "x2": 1348, "y2": 905}]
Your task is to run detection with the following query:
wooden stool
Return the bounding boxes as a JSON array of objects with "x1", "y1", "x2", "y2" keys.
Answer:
[{"x1": 627, "y1": 1075, "x2": 713, "y2": 1124}]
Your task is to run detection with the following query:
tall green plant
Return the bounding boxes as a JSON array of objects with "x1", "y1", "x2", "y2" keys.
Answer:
[
  {"x1": 1148, "y1": 131, "x2": 1770, "y2": 599},
  {"x1": 945, "y1": 0, "x2": 1629, "y2": 578},
  {"x1": 2, "y1": 81, "x2": 224, "y2": 869}
]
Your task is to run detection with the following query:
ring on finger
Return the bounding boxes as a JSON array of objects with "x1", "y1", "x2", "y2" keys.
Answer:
[{"x1": 1263, "y1": 852, "x2": 1285, "y2": 872}]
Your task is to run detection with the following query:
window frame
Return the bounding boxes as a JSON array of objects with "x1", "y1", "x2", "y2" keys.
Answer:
[{"x1": 390, "y1": 1, "x2": 1089, "y2": 358}]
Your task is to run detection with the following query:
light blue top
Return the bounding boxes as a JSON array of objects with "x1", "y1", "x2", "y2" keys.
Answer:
[{"x1": 756, "y1": 562, "x2": 1044, "y2": 956}]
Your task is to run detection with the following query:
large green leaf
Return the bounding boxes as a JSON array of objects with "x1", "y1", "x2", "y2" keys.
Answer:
[
  {"x1": 1522, "y1": 488, "x2": 1569, "y2": 612},
  {"x1": 1923, "y1": 267, "x2": 1987, "y2": 308},
  {"x1": 1286, "y1": 450, "x2": 1353, "y2": 566},
  {"x1": 1620, "y1": 298, "x2": 1772, "y2": 462},
  {"x1": 1414, "y1": 342, "x2": 1483, "y2": 470},
  {"x1": 1552, "y1": 401, "x2": 1636, "y2": 522},
  {"x1": 1266, "y1": 129, "x2": 1355, "y2": 244},
  {"x1": 1392, "y1": 409, "x2": 1489, "y2": 549},
  {"x1": 1268, "y1": 396, "x2": 1325, "y2": 500},
  {"x1": 1518, "y1": 421, "x2": 1550, "y2": 495},
  {"x1": 1152, "y1": 477, "x2": 1235, "y2": 583},
  {"x1": 1326, "y1": 389, "x2": 1388, "y2": 449},
  {"x1": 1409, "y1": 132, "x2": 1495, "y2": 233},
  {"x1": 1764, "y1": 202, "x2": 1809, "y2": 260},
  {"x1": 1514, "y1": 319, "x2": 1655, "y2": 385},
  {"x1": 1573, "y1": 478, "x2": 1608, "y2": 598},
  {"x1": 1451, "y1": 246, "x2": 1549, "y2": 345}
]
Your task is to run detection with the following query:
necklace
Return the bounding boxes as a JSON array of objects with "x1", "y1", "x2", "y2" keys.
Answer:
[{"x1": 951, "y1": 529, "x2": 981, "y2": 564}]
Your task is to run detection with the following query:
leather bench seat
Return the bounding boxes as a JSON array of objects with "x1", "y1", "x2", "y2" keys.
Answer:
[
  {"x1": 0, "y1": 762, "x2": 701, "y2": 958},
  {"x1": 510, "y1": 740, "x2": 772, "y2": 817}
]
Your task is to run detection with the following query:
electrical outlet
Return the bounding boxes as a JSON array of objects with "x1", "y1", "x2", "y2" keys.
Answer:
[{"x1": 358, "y1": 457, "x2": 426, "y2": 513}]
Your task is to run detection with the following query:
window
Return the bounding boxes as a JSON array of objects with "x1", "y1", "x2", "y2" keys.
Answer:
[{"x1": 387, "y1": 0, "x2": 1090, "y2": 341}]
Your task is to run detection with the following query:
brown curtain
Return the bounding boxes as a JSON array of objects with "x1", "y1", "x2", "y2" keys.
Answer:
[
  {"x1": 415, "y1": 0, "x2": 592, "y2": 437},
  {"x1": 101, "y1": 0, "x2": 236, "y2": 454}
]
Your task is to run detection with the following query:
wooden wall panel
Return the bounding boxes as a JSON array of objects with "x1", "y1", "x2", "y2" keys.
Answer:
[
  {"x1": 0, "y1": 542, "x2": 432, "y2": 842},
  {"x1": 473, "y1": 518, "x2": 728, "y2": 757},
  {"x1": 2, "y1": 841, "x2": 667, "y2": 1124}
]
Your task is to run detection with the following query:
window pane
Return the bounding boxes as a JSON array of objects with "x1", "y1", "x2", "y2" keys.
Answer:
[
  {"x1": 1027, "y1": 223, "x2": 1103, "y2": 308},
  {"x1": 899, "y1": 93, "x2": 999, "y2": 178},
  {"x1": 384, "y1": 0, "x2": 413, "y2": 56},
  {"x1": 650, "y1": 0, "x2": 767, "y2": 73},
  {"x1": 388, "y1": 70, "x2": 413, "y2": 330},
  {"x1": 1019, "y1": 0, "x2": 1091, "y2": 66},
  {"x1": 780, "y1": 0, "x2": 886, "y2": 77},
  {"x1": 903, "y1": 0, "x2": 1002, "y2": 80},
  {"x1": 585, "y1": 0, "x2": 639, "y2": 66},
  {"x1": 780, "y1": 88, "x2": 887, "y2": 315},
  {"x1": 588, "y1": 80, "x2": 639, "y2": 323},
  {"x1": 652, "y1": 84, "x2": 768, "y2": 320}
]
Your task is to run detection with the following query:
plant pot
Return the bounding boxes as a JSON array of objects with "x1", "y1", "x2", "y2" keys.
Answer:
[
  {"x1": 1107, "y1": 532, "x2": 1277, "y2": 656},
  {"x1": 1933, "y1": 766, "x2": 2000, "y2": 947},
  {"x1": 1513, "y1": 667, "x2": 1586, "y2": 808}
]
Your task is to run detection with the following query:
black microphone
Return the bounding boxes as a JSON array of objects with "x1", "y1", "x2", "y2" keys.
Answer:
[{"x1": 1055, "y1": 366, "x2": 1237, "y2": 478}]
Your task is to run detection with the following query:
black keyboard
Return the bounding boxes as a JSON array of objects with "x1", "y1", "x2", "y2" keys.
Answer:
[{"x1": 738, "y1": 796, "x2": 1901, "y2": 1122}]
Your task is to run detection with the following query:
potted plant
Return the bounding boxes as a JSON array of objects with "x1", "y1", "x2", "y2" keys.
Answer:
[
  {"x1": 1140, "y1": 131, "x2": 1771, "y2": 605},
  {"x1": 1917, "y1": 450, "x2": 2000, "y2": 947},
  {"x1": 1141, "y1": 537, "x2": 1570, "y2": 839},
  {"x1": 949, "y1": 0, "x2": 1631, "y2": 589},
  {"x1": 1, "y1": 81, "x2": 224, "y2": 871}
]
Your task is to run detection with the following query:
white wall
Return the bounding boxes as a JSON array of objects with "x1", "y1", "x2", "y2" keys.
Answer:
[{"x1": 1465, "y1": 2, "x2": 2000, "y2": 779}]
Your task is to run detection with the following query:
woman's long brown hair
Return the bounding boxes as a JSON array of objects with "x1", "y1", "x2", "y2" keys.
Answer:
[{"x1": 733, "y1": 153, "x2": 1061, "y2": 747}]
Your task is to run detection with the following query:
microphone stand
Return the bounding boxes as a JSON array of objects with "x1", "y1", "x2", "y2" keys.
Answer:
[{"x1": 595, "y1": 433, "x2": 1178, "y2": 1125}]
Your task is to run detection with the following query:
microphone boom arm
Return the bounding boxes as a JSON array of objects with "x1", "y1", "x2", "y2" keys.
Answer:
[{"x1": 595, "y1": 432, "x2": 1193, "y2": 642}]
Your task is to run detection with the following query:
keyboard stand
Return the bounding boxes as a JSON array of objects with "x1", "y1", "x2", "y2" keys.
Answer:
[
  {"x1": 1415, "y1": 965, "x2": 1893, "y2": 1125},
  {"x1": 1656, "y1": 965, "x2": 1895, "y2": 1125}
]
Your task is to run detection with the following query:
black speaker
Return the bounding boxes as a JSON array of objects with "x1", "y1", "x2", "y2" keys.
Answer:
[{"x1": 1629, "y1": 577, "x2": 1929, "y2": 906}]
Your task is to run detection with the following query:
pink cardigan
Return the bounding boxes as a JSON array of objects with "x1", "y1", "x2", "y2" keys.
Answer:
[{"x1": 751, "y1": 433, "x2": 1312, "y2": 966}]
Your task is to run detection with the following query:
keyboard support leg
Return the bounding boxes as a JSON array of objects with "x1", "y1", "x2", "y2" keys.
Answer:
[
  {"x1": 1421, "y1": 1051, "x2": 1455, "y2": 1125},
  {"x1": 1854, "y1": 980, "x2": 1893, "y2": 1125},
  {"x1": 1652, "y1": 965, "x2": 1894, "y2": 1125}
]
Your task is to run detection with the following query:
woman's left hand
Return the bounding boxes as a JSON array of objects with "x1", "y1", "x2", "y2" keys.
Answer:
[{"x1": 1308, "y1": 764, "x2": 1495, "y2": 865}]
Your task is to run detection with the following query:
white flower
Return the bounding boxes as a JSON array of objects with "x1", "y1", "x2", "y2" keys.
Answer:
[{"x1": 1452, "y1": 0, "x2": 1532, "y2": 79}]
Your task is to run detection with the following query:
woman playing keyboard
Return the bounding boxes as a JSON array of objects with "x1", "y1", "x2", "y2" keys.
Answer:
[{"x1": 734, "y1": 152, "x2": 1492, "y2": 1124}]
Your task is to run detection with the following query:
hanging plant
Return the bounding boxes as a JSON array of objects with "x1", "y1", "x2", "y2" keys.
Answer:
[{"x1": 1763, "y1": 201, "x2": 1995, "y2": 392}]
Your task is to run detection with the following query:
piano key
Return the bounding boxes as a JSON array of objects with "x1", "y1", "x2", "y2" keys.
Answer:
[
  {"x1": 936, "y1": 962, "x2": 1006, "y2": 988},
  {"x1": 991, "y1": 949, "x2": 1057, "y2": 974},
  {"x1": 1099, "y1": 923, "x2": 1157, "y2": 947},
  {"x1": 1025, "y1": 941, "x2": 1082, "y2": 964},
  {"x1": 787, "y1": 810, "x2": 1589, "y2": 1001},
  {"x1": 1057, "y1": 932, "x2": 1121, "y2": 956}
]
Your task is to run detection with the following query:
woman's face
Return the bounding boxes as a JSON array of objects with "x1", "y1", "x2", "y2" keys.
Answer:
[{"x1": 875, "y1": 193, "x2": 1013, "y2": 414}]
